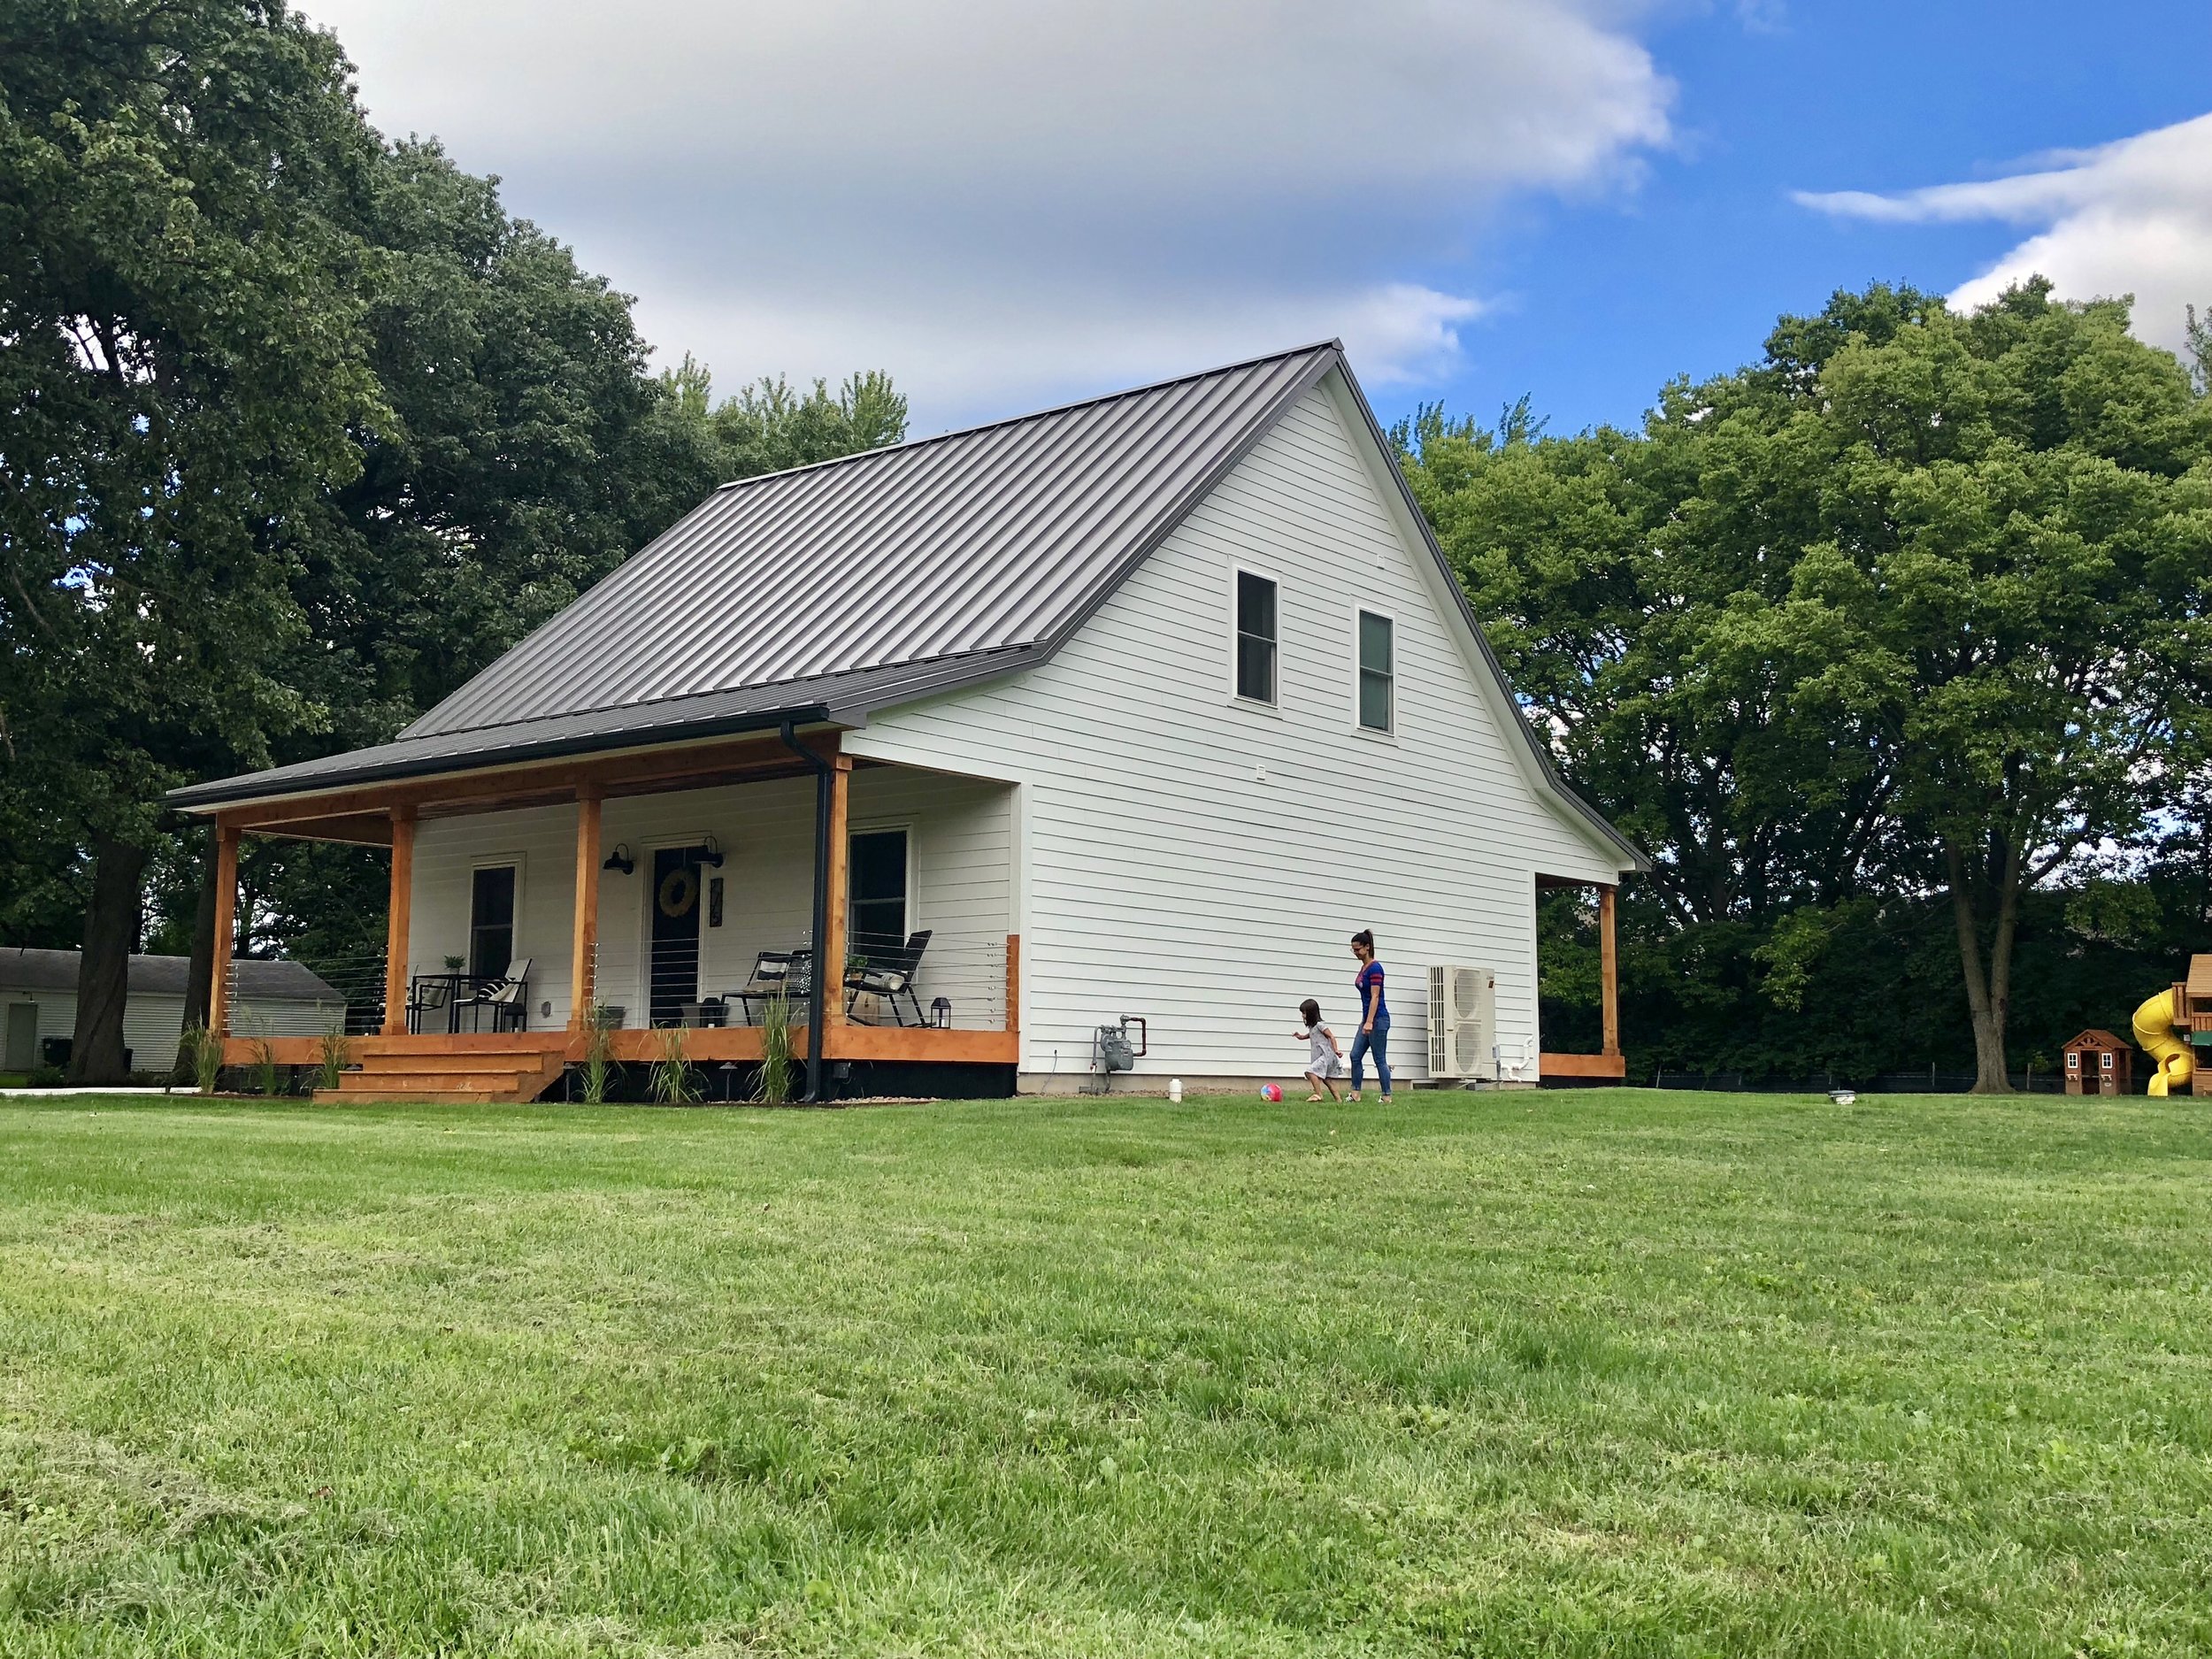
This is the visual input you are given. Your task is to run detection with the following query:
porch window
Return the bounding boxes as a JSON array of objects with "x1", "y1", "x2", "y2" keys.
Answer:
[
  {"x1": 470, "y1": 864, "x2": 516, "y2": 979},
  {"x1": 1357, "y1": 610, "x2": 1394, "y2": 733},
  {"x1": 849, "y1": 829, "x2": 909, "y2": 957},
  {"x1": 1234, "y1": 571, "x2": 1277, "y2": 704}
]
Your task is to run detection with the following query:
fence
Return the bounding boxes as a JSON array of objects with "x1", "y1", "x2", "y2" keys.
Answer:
[
  {"x1": 597, "y1": 928, "x2": 1011, "y2": 1032},
  {"x1": 1650, "y1": 1066, "x2": 2080, "y2": 1095}
]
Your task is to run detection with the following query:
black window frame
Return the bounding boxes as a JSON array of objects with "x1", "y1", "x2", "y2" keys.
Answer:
[
  {"x1": 848, "y1": 827, "x2": 910, "y2": 959},
  {"x1": 1234, "y1": 570, "x2": 1278, "y2": 705},
  {"x1": 1356, "y1": 608, "x2": 1394, "y2": 733},
  {"x1": 469, "y1": 864, "x2": 517, "y2": 980}
]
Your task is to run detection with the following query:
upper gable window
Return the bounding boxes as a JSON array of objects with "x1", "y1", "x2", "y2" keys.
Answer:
[
  {"x1": 1234, "y1": 571, "x2": 1278, "y2": 705},
  {"x1": 1357, "y1": 610, "x2": 1394, "y2": 733}
]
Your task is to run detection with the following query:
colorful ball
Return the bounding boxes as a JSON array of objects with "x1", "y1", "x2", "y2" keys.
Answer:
[{"x1": 1259, "y1": 1083, "x2": 1283, "y2": 1102}]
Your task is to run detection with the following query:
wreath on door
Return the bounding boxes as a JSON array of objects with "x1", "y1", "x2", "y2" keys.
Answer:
[{"x1": 657, "y1": 865, "x2": 699, "y2": 918}]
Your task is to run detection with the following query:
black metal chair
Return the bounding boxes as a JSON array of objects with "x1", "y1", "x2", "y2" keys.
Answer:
[
  {"x1": 405, "y1": 976, "x2": 451, "y2": 1034},
  {"x1": 845, "y1": 930, "x2": 932, "y2": 1026},
  {"x1": 729, "y1": 950, "x2": 795, "y2": 1024},
  {"x1": 458, "y1": 958, "x2": 532, "y2": 1033}
]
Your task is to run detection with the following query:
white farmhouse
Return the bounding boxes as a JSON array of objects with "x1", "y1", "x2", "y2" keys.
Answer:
[{"x1": 170, "y1": 344, "x2": 1642, "y2": 1102}]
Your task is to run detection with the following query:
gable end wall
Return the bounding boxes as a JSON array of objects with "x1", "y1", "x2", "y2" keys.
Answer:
[{"x1": 846, "y1": 377, "x2": 1623, "y2": 1084}]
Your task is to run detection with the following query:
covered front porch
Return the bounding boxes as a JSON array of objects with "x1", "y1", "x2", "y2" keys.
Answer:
[{"x1": 205, "y1": 728, "x2": 1020, "y2": 1099}]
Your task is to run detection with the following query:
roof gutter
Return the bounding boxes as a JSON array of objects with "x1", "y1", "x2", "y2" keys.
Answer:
[{"x1": 165, "y1": 703, "x2": 840, "y2": 815}]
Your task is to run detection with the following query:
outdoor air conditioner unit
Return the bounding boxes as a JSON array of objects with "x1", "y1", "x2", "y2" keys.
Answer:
[{"x1": 1427, "y1": 964, "x2": 1496, "y2": 1082}]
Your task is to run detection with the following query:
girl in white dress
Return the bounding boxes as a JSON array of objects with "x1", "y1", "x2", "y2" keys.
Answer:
[{"x1": 1296, "y1": 999, "x2": 1344, "y2": 1102}]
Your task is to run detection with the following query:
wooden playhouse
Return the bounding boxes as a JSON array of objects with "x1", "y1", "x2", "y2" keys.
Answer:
[{"x1": 2062, "y1": 1029, "x2": 2130, "y2": 1095}]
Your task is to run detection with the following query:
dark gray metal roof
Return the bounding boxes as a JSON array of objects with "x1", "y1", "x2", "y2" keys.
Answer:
[
  {"x1": 162, "y1": 339, "x2": 1644, "y2": 871},
  {"x1": 0, "y1": 948, "x2": 343, "y2": 1002},
  {"x1": 172, "y1": 342, "x2": 1340, "y2": 809}
]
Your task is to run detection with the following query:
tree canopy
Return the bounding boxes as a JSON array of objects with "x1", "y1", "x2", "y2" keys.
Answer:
[
  {"x1": 1399, "y1": 281, "x2": 2212, "y2": 1088},
  {"x1": 0, "y1": 0, "x2": 903, "y2": 1079}
]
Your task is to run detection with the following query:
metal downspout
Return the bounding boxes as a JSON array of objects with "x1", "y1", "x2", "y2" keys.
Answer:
[{"x1": 779, "y1": 720, "x2": 832, "y2": 1102}]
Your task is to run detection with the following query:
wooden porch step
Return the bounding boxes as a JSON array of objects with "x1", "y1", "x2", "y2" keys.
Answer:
[
  {"x1": 314, "y1": 1046, "x2": 569, "y2": 1106},
  {"x1": 334, "y1": 1071, "x2": 510, "y2": 1094}
]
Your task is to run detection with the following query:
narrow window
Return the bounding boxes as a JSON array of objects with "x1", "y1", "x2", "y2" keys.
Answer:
[
  {"x1": 469, "y1": 865, "x2": 516, "y2": 979},
  {"x1": 849, "y1": 829, "x2": 910, "y2": 956},
  {"x1": 1357, "y1": 610, "x2": 1394, "y2": 733},
  {"x1": 1235, "y1": 572, "x2": 1277, "y2": 704}
]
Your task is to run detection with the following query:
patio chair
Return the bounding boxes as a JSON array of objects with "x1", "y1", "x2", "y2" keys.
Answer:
[
  {"x1": 405, "y1": 975, "x2": 451, "y2": 1034},
  {"x1": 844, "y1": 930, "x2": 932, "y2": 1026},
  {"x1": 463, "y1": 957, "x2": 533, "y2": 1033},
  {"x1": 728, "y1": 950, "x2": 795, "y2": 1024}
]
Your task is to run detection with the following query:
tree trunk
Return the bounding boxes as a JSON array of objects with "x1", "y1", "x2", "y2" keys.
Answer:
[
  {"x1": 1944, "y1": 837, "x2": 2019, "y2": 1094},
  {"x1": 66, "y1": 835, "x2": 147, "y2": 1085},
  {"x1": 174, "y1": 827, "x2": 221, "y2": 1081}
]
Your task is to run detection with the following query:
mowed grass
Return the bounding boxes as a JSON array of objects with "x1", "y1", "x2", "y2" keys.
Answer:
[{"x1": 1, "y1": 1091, "x2": 2208, "y2": 1656}]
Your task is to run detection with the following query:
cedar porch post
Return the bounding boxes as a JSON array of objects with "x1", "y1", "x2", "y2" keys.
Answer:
[
  {"x1": 1598, "y1": 882, "x2": 1620, "y2": 1058},
  {"x1": 822, "y1": 754, "x2": 852, "y2": 1028},
  {"x1": 381, "y1": 805, "x2": 416, "y2": 1035},
  {"x1": 207, "y1": 824, "x2": 241, "y2": 1039},
  {"x1": 569, "y1": 786, "x2": 603, "y2": 1031}
]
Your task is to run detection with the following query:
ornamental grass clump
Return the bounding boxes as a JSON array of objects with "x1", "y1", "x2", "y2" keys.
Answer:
[
  {"x1": 317, "y1": 1025, "x2": 351, "y2": 1093},
  {"x1": 757, "y1": 991, "x2": 794, "y2": 1106},
  {"x1": 649, "y1": 1025, "x2": 700, "y2": 1105},
  {"x1": 184, "y1": 1025, "x2": 222, "y2": 1095},
  {"x1": 580, "y1": 1015, "x2": 614, "y2": 1105},
  {"x1": 251, "y1": 1038, "x2": 280, "y2": 1097}
]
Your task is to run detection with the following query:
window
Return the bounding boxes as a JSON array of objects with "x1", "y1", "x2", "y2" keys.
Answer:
[
  {"x1": 849, "y1": 829, "x2": 910, "y2": 956},
  {"x1": 1234, "y1": 571, "x2": 1277, "y2": 703},
  {"x1": 470, "y1": 864, "x2": 516, "y2": 979},
  {"x1": 1357, "y1": 609, "x2": 1394, "y2": 733}
]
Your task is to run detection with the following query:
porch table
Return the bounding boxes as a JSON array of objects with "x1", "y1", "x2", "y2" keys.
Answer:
[{"x1": 408, "y1": 972, "x2": 503, "y2": 1034}]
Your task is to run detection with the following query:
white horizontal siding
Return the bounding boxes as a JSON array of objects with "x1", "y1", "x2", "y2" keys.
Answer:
[
  {"x1": 405, "y1": 770, "x2": 1010, "y2": 1029},
  {"x1": 846, "y1": 374, "x2": 1626, "y2": 1083}
]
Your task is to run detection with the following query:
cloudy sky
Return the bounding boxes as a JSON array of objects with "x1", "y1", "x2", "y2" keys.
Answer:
[{"x1": 305, "y1": 0, "x2": 2212, "y2": 434}]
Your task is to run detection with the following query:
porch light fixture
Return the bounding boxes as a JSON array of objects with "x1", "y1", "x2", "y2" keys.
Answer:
[
  {"x1": 697, "y1": 834, "x2": 725, "y2": 868},
  {"x1": 930, "y1": 996, "x2": 952, "y2": 1029},
  {"x1": 602, "y1": 842, "x2": 635, "y2": 875}
]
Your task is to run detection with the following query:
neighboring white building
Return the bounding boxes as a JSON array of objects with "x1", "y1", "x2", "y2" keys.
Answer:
[
  {"x1": 0, "y1": 948, "x2": 345, "y2": 1074},
  {"x1": 171, "y1": 343, "x2": 1642, "y2": 1102}
]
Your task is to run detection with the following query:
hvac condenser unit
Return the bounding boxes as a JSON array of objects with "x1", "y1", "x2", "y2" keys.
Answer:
[{"x1": 1426, "y1": 964, "x2": 1496, "y2": 1081}]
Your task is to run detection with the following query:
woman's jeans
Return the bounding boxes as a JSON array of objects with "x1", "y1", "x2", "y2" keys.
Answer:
[{"x1": 1350, "y1": 1019, "x2": 1391, "y2": 1094}]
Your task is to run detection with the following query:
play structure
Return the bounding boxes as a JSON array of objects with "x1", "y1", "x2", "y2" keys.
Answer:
[{"x1": 2129, "y1": 955, "x2": 2212, "y2": 1097}]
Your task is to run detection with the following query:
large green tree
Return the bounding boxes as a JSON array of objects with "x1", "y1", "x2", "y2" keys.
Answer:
[
  {"x1": 1401, "y1": 281, "x2": 2212, "y2": 1089},
  {"x1": 0, "y1": 0, "x2": 386, "y2": 1080}
]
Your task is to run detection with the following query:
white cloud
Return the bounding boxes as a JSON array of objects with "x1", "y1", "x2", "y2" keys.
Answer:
[
  {"x1": 1796, "y1": 112, "x2": 2212, "y2": 357},
  {"x1": 303, "y1": 0, "x2": 1671, "y2": 426}
]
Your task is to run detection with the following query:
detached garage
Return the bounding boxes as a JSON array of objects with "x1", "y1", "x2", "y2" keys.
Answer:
[{"x1": 0, "y1": 949, "x2": 345, "y2": 1074}]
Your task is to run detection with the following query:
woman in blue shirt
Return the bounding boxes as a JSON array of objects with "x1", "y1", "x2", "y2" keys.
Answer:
[{"x1": 1348, "y1": 928, "x2": 1392, "y2": 1103}]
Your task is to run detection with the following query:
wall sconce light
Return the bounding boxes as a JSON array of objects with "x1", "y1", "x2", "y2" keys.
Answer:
[
  {"x1": 602, "y1": 842, "x2": 635, "y2": 875},
  {"x1": 697, "y1": 834, "x2": 725, "y2": 869},
  {"x1": 930, "y1": 996, "x2": 952, "y2": 1029}
]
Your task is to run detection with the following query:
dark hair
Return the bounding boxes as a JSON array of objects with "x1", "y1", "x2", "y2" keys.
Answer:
[
  {"x1": 1299, "y1": 998, "x2": 1321, "y2": 1025},
  {"x1": 1351, "y1": 929, "x2": 1375, "y2": 951}
]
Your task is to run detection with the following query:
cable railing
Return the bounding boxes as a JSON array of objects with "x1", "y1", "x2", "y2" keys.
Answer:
[
  {"x1": 597, "y1": 928, "x2": 1010, "y2": 1031},
  {"x1": 222, "y1": 951, "x2": 383, "y2": 1041}
]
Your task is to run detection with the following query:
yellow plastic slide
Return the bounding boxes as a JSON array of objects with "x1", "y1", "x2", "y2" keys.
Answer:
[{"x1": 2132, "y1": 990, "x2": 2194, "y2": 1097}]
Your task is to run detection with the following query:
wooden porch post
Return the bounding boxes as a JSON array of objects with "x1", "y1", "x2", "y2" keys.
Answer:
[
  {"x1": 822, "y1": 754, "x2": 852, "y2": 1027},
  {"x1": 381, "y1": 805, "x2": 416, "y2": 1036},
  {"x1": 1598, "y1": 883, "x2": 1620, "y2": 1058},
  {"x1": 569, "y1": 786, "x2": 603, "y2": 1031},
  {"x1": 207, "y1": 824, "x2": 240, "y2": 1038},
  {"x1": 1004, "y1": 933, "x2": 1021, "y2": 1034}
]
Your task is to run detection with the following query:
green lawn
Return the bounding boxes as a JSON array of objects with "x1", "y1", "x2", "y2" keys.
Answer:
[{"x1": 1, "y1": 1091, "x2": 2208, "y2": 1656}]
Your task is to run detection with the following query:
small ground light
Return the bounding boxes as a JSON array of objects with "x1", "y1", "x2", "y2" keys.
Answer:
[{"x1": 718, "y1": 1062, "x2": 740, "y2": 1102}]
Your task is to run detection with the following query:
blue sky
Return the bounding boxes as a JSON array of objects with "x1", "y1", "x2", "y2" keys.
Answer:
[
  {"x1": 311, "y1": 1, "x2": 2211, "y2": 437},
  {"x1": 1432, "y1": 0, "x2": 2212, "y2": 436}
]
